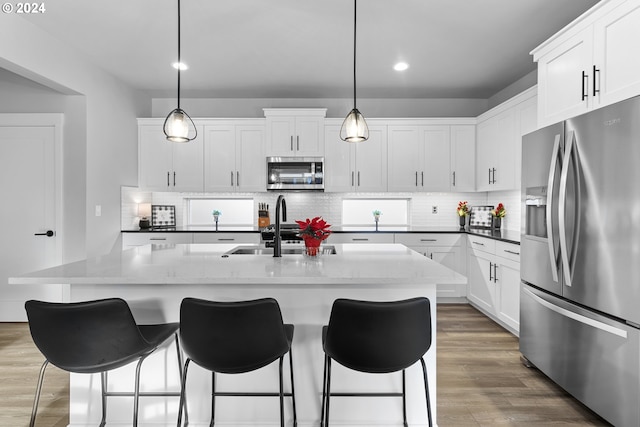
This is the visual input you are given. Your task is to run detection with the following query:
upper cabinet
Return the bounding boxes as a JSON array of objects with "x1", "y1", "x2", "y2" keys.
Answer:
[
  {"x1": 138, "y1": 119, "x2": 204, "y2": 192},
  {"x1": 533, "y1": 0, "x2": 640, "y2": 126},
  {"x1": 387, "y1": 121, "x2": 475, "y2": 192},
  {"x1": 324, "y1": 120, "x2": 387, "y2": 192},
  {"x1": 264, "y1": 108, "x2": 326, "y2": 156},
  {"x1": 203, "y1": 120, "x2": 265, "y2": 192},
  {"x1": 476, "y1": 88, "x2": 537, "y2": 192}
]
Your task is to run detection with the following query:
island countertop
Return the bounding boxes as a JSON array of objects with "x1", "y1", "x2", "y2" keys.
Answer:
[{"x1": 10, "y1": 243, "x2": 466, "y2": 287}]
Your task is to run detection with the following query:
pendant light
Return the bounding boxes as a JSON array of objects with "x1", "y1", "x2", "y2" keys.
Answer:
[
  {"x1": 340, "y1": 0, "x2": 369, "y2": 143},
  {"x1": 163, "y1": 0, "x2": 197, "y2": 142}
]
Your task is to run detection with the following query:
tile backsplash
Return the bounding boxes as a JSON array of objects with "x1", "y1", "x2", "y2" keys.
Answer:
[{"x1": 122, "y1": 187, "x2": 521, "y2": 231}]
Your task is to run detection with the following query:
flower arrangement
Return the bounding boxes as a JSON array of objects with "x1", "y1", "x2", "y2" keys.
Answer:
[
  {"x1": 212, "y1": 210, "x2": 221, "y2": 217},
  {"x1": 491, "y1": 203, "x2": 506, "y2": 218},
  {"x1": 295, "y1": 216, "x2": 331, "y2": 248},
  {"x1": 456, "y1": 201, "x2": 469, "y2": 217}
]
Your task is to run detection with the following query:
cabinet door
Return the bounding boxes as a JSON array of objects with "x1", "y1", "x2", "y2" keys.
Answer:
[
  {"x1": 192, "y1": 233, "x2": 260, "y2": 244},
  {"x1": 594, "y1": 1, "x2": 640, "y2": 108},
  {"x1": 495, "y1": 256, "x2": 521, "y2": 333},
  {"x1": 387, "y1": 126, "x2": 421, "y2": 191},
  {"x1": 267, "y1": 116, "x2": 296, "y2": 156},
  {"x1": 537, "y1": 26, "x2": 593, "y2": 126},
  {"x1": 355, "y1": 125, "x2": 387, "y2": 192},
  {"x1": 467, "y1": 250, "x2": 496, "y2": 315},
  {"x1": 475, "y1": 119, "x2": 497, "y2": 192},
  {"x1": 493, "y1": 109, "x2": 516, "y2": 191},
  {"x1": 330, "y1": 233, "x2": 394, "y2": 244},
  {"x1": 295, "y1": 116, "x2": 324, "y2": 156},
  {"x1": 204, "y1": 125, "x2": 236, "y2": 192},
  {"x1": 139, "y1": 126, "x2": 173, "y2": 190},
  {"x1": 236, "y1": 125, "x2": 266, "y2": 191},
  {"x1": 324, "y1": 125, "x2": 355, "y2": 192},
  {"x1": 171, "y1": 125, "x2": 204, "y2": 191},
  {"x1": 514, "y1": 96, "x2": 538, "y2": 191},
  {"x1": 431, "y1": 246, "x2": 465, "y2": 298},
  {"x1": 421, "y1": 125, "x2": 451, "y2": 191},
  {"x1": 450, "y1": 125, "x2": 475, "y2": 192}
]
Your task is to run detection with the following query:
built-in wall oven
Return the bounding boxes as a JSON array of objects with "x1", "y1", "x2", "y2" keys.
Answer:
[{"x1": 266, "y1": 156, "x2": 324, "y2": 191}]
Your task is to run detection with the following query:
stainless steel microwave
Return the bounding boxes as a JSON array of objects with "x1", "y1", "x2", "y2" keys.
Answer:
[{"x1": 266, "y1": 156, "x2": 324, "y2": 191}]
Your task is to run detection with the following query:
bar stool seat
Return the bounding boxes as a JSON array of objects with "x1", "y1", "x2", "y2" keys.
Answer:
[
  {"x1": 25, "y1": 298, "x2": 184, "y2": 427},
  {"x1": 177, "y1": 297, "x2": 297, "y2": 427},
  {"x1": 320, "y1": 297, "x2": 433, "y2": 427}
]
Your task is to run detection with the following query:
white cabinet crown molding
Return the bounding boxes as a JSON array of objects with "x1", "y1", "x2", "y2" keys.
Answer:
[{"x1": 476, "y1": 86, "x2": 537, "y2": 123}]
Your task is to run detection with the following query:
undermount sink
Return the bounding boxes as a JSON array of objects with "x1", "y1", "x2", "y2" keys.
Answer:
[{"x1": 226, "y1": 245, "x2": 336, "y2": 255}]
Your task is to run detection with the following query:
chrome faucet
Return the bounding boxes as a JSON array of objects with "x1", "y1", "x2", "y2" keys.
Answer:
[{"x1": 273, "y1": 194, "x2": 287, "y2": 257}]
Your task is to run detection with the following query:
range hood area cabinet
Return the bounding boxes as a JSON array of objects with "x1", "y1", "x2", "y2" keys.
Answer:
[
  {"x1": 264, "y1": 108, "x2": 326, "y2": 157},
  {"x1": 387, "y1": 122, "x2": 475, "y2": 193},
  {"x1": 203, "y1": 120, "x2": 265, "y2": 192},
  {"x1": 138, "y1": 121, "x2": 204, "y2": 192},
  {"x1": 323, "y1": 120, "x2": 388, "y2": 192},
  {"x1": 533, "y1": 0, "x2": 640, "y2": 127}
]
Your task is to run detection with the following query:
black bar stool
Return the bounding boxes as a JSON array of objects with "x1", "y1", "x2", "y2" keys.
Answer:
[
  {"x1": 25, "y1": 298, "x2": 185, "y2": 427},
  {"x1": 320, "y1": 297, "x2": 433, "y2": 427},
  {"x1": 177, "y1": 297, "x2": 297, "y2": 427}
]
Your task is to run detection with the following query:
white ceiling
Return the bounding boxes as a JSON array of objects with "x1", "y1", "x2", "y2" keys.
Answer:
[{"x1": 19, "y1": 0, "x2": 600, "y2": 99}]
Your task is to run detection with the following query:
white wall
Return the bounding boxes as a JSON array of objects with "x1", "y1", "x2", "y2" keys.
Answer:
[{"x1": 0, "y1": 16, "x2": 151, "y2": 258}]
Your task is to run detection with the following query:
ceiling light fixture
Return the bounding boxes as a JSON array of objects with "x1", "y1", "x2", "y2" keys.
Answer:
[
  {"x1": 340, "y1": 0, "x2": 369, "y2": 143},
  {"x1": 163, "y1": 0, "x2": 197, "y2": 143},
  {"x1": 394, "y1": 62, "x2": 409, "y2": 71}
]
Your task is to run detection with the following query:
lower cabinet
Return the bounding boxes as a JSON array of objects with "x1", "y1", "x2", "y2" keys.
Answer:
[
  {"x1": 466, "y1": 235, "x2": 521, "y2": 335},
  {"x1": 330, "y1": 233, "x2": 395, "y2": 244},
  {"x1": 122, "y1": 232, "x2": 193, "y2": 249},
  {"x1": 394, "y1": 233, "x2": 466, "y2": 300},
  {"x1": 192, "y1": 233, "x2": 260, "y2": 244}
]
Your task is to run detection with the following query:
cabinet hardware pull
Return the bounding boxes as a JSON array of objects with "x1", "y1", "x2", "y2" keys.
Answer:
[
  {"x1": 34, "y1": 230, "x2": 54, "y2": 237},
  {"x1": 357, "y1": 171, "x2": 360, "y2": 187},
  {"x1": 489, "y1": 262, "x2": 493, "y2": 281},
  {"x1": 581, "y1": 71, "x2": 588, "y2": 101},
  {"x1": 421, "y1": 171, "x2": 424, "y2": 186},
  {"x1": 150, "y1": 238, "x2": 167, "y2": 241},
  {"x1": 290, "y1": 136, "x2": 293, "y2": 151},
  {"x1": 488, "y1": 168, "x2": 491, "y2": 185},
  {"x1": 167, "y1": 172, "x2": 170, "y2": 187},
  {"x1": 415, "y1": 171, "x2": 418, "y2": 186},
  {"x1": 453, "y1": 171, "x2": 456, "y2": 186},
  {"x1": 230, "y1": 171, "x2": 234, "y2": 186},
  {"x1": 504, "y1": 249, "x2": 520, "y2": 255},
  {"x1": 492, "y1": 168, "x2": 496, "y2": 184},
  {"x1": 173, "y1": 172, "x2": 176, "y2": 186},
  {"x1": 353, "y1": 238, "x2": 369, "y2": 241},
  {"x1": 236, "y1": 171, "x2": 239, "y2": 187},
  {"x1": 429, "y1": 253, "x2": 433, "y2": 259},
  {"x1": 296, "y1": 135, "x2": 299, "y2": 151},
  {"x1": 493, "y1": 263, "x2": 498, "y2": 283},
  {"x1": 420, "y1": 239, "x2": 437, "y2": 242},
  {"x1": 593, "y1": 65, "x2": 600, "y2": 96},
  {"x1": 351, "y1": 171, "x2": 354, "y2": 187},
  {"x1": 472, "y1": 241, "x2": 484, "y2": 246},
  {"x1": 218, "y1": 238, "x2": 235, "y2": 241}
]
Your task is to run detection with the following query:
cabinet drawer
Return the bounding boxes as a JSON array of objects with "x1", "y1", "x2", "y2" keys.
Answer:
[
  {"x1": 193, "y1": 233, "x2": 260, "y2": 244},
  {"x1": 395, "y1": 233, "x2": 461, "y2": 247},
  {"x1": 496, "y1": 241, "x2": 521, "y2": 262},
  {"x1": 467, "y1": 235, "x2": 496, "y2": 255},
  {"x1": 122, "y1": 232, "x2": 193, "y2": 247},
  {"x1": 330, "y1": 233, "x2": 394, "y2": 244}
]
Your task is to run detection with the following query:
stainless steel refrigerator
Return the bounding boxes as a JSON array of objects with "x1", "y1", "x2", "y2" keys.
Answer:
[{"x1": 520, "y1": 95, "x2": 640, "y2": 427}]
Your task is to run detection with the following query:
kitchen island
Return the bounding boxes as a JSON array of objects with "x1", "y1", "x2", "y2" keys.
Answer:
[{"x1": 11, "y1": 243, "x2": 465, "y2": 427}]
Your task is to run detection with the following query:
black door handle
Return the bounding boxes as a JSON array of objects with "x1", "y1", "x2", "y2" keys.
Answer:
[{"x1": 34, "y1": 230, "x2": 55, "y2": 237}]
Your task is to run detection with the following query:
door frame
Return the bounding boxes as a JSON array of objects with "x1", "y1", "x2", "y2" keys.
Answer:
[{"x1": 0, "y1": 113, "x2": 64, "y2": 270}]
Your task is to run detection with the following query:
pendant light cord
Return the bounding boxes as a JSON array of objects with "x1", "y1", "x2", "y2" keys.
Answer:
[
  {"x1": 177, "y1": 0, "x2": 182, "y2": 109},
  {"x1": 353, "y1": 0, "x2": 357, "y2": 110}
]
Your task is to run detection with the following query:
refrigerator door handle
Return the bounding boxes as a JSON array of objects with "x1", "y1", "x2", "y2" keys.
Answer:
[
  {"x1": 523, "y1": 287, "x2": 628, "y2": 339},
  {"x1": 559, "y1": 131, "x2": 581, "y2": 287},
  {"x1": 546, "y1": 134, "x2": 562, "y2": 283}
]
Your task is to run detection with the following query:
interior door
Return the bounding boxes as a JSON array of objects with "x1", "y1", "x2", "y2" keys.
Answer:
[{"x1": 0, "y1": 123, "x2": 63, "y2": 320}]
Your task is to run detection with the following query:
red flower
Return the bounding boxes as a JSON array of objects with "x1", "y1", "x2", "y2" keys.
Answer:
[{"x1": 296, "y1": 216, "x2": 332, "y2": 242}]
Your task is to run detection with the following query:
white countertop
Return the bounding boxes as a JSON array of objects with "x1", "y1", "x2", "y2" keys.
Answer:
[{"x1": 10, "y1": 243, "x2": 466, "y2": 287}]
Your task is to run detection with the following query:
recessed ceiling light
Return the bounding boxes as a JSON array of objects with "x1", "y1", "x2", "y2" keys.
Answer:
[
  {"x1": 394, "y1": 62, "x2": 409, "y2": 71},
  {"x1": 172, "y1": 62, "x2": 188, "y2": 70}
]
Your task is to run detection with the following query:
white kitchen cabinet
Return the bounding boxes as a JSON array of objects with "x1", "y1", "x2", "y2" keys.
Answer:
[
  {"x1": 329, "y1": 233, "x2": 394, "y2": 244},
  {"x1": 466, "y1": 235, "x2": 521, "y2": 335},
  {"x1": 138, "y1": 121, "x2": 204, "y2": 192},
  {"x1": 122, "y1": 232, "x2": 193, "y2": 249},
  {"x1": 324, "y1": 122, "x2": 387, "y2": 192},
  {"x1": 192, "y1": 233, "x2": 260, "y2": 244},
  {"x1": 203, "y1": 121, "x2": 265, "y2": 192},
  {"x1": 533, "y1": 0, "x2": 640, "y2": 126},
  {"x1": 395, "y1": 233, "x2": 466, "y2": 300},
  {"x1": 476, "y1": 88, "x2": 536, "y2": 192},
  {"x1": 387, "y1": 125, "x2": 451, "y2": 192},
  {"x1": 450, "y1": 125, "x2": 476, "y2": 192},
  {"x1": 264, "y1": 108, "x2": 326, "y2": 156}
]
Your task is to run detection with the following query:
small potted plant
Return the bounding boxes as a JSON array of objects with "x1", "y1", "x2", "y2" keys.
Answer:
[
  {"x1": 372, "y1": 210, "x2": 382, "y2": 229},
  {"x1": 456, "y1": 201, "x2": 469, "y2": 228},
  {"x1": 212, "y1": 210, "x2": 221, "y2": 228},
  {"x1": 295, "y1": 216, "x2": 331, "y2": 257},
  {"x1": 491, "y1": 203, "x2": 506, "y2": 229}
]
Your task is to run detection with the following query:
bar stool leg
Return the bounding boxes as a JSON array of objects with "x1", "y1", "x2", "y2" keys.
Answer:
[
  {"x1": 420, "y1": 357, "x2": 433, "y2": 427},
  {"x1": 177, "y1": 358, "x2": 191, "y2": 427},
  {"x1": 325, "y1": 358, "x2": 332, "y2": 427},
  {"x1": 288, "y1": 349, "x2": 298, "y2": 427},
  {"x1": 210, "y1": 371, "x2": 216, "y2": 427},
  {"x1": 279, "y1": 356, "x2": 285, "y2": 427},
  {"x1": 174, "y1": 333, "x2": 189, "y2": 425},
  {"x1": 133, "y1": 354, "x2": 150, "y2": 427},
  {"x1": 320, "y1": 354, "x2": 328, "y2": 427},
  {"x1": 100, "y1": 371, "x2": 107, "y2": 427},
  {"x1": 402, "y1": 369, "x2": 408, "y2": 427},
  {"x1": 29, "y1": 360, "x2": 49, "y2": 427}
]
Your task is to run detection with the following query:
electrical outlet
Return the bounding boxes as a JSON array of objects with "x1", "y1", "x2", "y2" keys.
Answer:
[
  {"x1": 432, "y1": 206, "x2": 438, "y2": 214},
  {"x1": 95, "y1": 205, "x2": 102, "y2": 217}
]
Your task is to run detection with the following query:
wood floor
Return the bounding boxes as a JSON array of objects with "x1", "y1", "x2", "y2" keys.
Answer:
[{"x1": 0, "y1": 304, "x2": 610, "y2": 427}]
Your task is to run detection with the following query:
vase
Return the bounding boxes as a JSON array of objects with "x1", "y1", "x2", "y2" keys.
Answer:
[
  {"x1": 304, "y1": 239, "x2": 322, "y2": 257},
  {"x1": 492, "y1": 217, "x2": 502, "y2": 229},
  {"x1": 459, "y1": 215, "x2": 466, "y2": 228}
]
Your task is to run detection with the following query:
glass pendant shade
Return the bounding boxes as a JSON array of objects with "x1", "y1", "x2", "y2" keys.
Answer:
[
  {"x1": 163, "y1": 108, "x2": 197, "y2": 143},
  {"x1": 340, "y1": 108, "x2": 369, "y2": 143}
]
